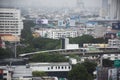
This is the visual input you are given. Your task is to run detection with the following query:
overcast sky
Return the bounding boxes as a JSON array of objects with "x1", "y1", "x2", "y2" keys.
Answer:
[
  {"x1": 30, "y1": 0, "x2": 101, "y2": 8},
  {"x1": 0, "y1": 0, "x2": 101, "y2": 8}
]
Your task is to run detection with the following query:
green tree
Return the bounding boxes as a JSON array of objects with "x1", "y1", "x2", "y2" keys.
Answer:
[
  {"x1": 0, "y1": 48, "x2": 13, "y2": 59},
  {"x1": 21, "y1": 20, "x2": 35, "y2": 42},
  {"x1": 68, "y1": 64, "x2": 92, "y2": 80},
  {"x1": 70, "y1": 35, "x2": 108, "y2": 47},
  {"x1": 32, "y1": 71, "x2": 47, "y2": 77},
  {"x1": 70, "y1": 35, "x2": 94, "y2": 47},
  {"x1": 31, "y1": 38, "x2": 60, "y2": 51},
  {"x1": 30, "y1": 53, "x2": 68, "y2": 62},
  {"x1": 82, "y1": 61, "x2": 97, "y2": 76}
]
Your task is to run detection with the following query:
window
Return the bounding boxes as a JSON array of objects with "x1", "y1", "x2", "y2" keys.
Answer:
[
  {"x1": 3, "y1": 73, "x2": 7, "y2": 75},
  {"x1": 51, "y1": 66, "x2": 53, "y2": 69},
  {"x1": 48, "y1": 67, "x2": 50, "y2": 70},
  {"x1": 65, "y1": 66, "x2": 67, "y2": 69},
  {"x1": 61, "y1": 66, "x2": 64, "y2": 69},
  {"x1": 68, "y1": 66, "x2": 71, "y2": 69},
  {"x1": 56, "y1": 66, "x2": 57, "y2": 69},
  {"x1": 58, "y1": 66, "x2": 60, "y2": 69}
]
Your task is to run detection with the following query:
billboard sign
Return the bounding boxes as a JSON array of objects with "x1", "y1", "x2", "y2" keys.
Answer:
[
  {"x1": 112, "y1": 23, "x2": 120, "y2": 30},
  {"x1": 114, "y1": 60, "x2": 120, "y2": 67},
  {"x1": 36, "y1": 19, "x2": 48, "y2": 24}
]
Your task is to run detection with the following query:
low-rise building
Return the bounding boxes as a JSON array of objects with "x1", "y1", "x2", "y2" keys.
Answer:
[
  {"x1": 64, "y1": 38, "x2": 79, "y2": 49},
  {"x1": 29, "y1": 62, "x2": 71, "y2": 78},
  {"x1": 108, "y1": 38, "x2": 120, "y2": 48},
  {"x1": 34, "y1": 29, "x2": 78, "y2": 39},
  {"x1": 29, "y1": 62, "x2": 71, "y2": 72},
  {"x1": 103, "y1": 54, "x2": 120, "y2": 60},
  {"x1": 47, "y1": 29, "x2": 78, "y2": 39}
]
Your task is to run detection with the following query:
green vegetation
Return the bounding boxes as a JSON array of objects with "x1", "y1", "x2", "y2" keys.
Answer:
[
  {"x1": 16, "y1": 20, "x2": 107, "y2": 54},
  {"x1": 68, "y1": 61, "x2": 97, "y2": 80},
  {"x1": 32, "y1": 71, "x2": 47, "y2": 77},
  {"x1": 0, "y1": 20, "x2": 108, "y2": 58},
  {"x1": 17, "y1": 37, "x2": 60, "y2": 54},
  {"x1": 21, "y1": 20, "x2": 35, "y2": 42},
  {"x1": 68, "y1": 64, "x2": 91, "y2": 80},
  {"x1": 17, "y1": 20, "x2": 60, "y2": 54},
  {"x1": 70, "y1": 35, "x2": 94, "y2": 44},
  {"x1": 70, "y1": 35, "x2": 106, "y2": 47},
  {"x1": 68, "y1": 64, "x2": 89, "y2": 80},
  {"x1": 30, "y1": 53, "x2": 69, "y2": 62},
  {"x1": 82, "y1": 61, "x2": 97, "y2": 76},
  {"x1": 0, "y1": 48, "x2": 14, "y2": 59}
]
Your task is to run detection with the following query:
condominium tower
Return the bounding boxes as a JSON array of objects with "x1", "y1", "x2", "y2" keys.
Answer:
[
  {"x1": 0, "y1": 8, "x2": 23, "y2": 36},
  {"x1": 108, "y1": 0, "x2": 120, "y2": 20},
  {"x1": 101, "y1": 0, "x2": 120, "y2": 20}
]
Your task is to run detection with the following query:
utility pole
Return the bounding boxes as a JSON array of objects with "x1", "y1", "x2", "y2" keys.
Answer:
[
  {"x1": 14, "y1": 40, "x2": 17, "y2": 58},
  {"x1": 14, "y1": 34, "x2": 17, "y2": 58}
]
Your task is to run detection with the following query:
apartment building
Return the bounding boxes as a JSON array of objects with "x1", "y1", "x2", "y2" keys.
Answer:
[
  {"x1": 47, "y1": 29, "x2": 78, "y2": 39},
  {"x1": 0, "y1": 8, "x2": 23, "y2": 36},
  {"x1": 35, "y1": 29, "x2": 78, "y2": 39}
]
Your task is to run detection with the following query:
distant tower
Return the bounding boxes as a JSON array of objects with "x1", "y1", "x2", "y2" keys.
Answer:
[
  {"x1": 76, "y1": 0, "x2": 84, "y2": 9},
  {"x1": 100, "y1": 0, "x2": 109, "y2": 18},
  {"x1": 75, "y1": 0, "x2": 84, "y2": 13},
  {"x1": 108, "y1": 0, "x2": 120, "y2": 20}
]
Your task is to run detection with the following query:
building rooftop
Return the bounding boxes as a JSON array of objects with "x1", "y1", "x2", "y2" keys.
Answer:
[
  {"x1": 1, "y1": 35, "x2": 20, "y2": 42},
  {"x1": 29, "y1": 62, "x2": 70, "y2": 66}
]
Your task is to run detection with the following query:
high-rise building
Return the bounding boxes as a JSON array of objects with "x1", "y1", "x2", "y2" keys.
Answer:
[
  {"x1": 108, "y1": 0, "x2": 120, "y2": 20},
  {"x1": 100, "y1": 0, "x2": 109, "y2": 18},
  {"x1": 0, "y1": 8, "x2": 23, "y2": 36},
  {"x1": 76, "y1": 0, "x2": 84, "y2": 9},
  {"x1": 108, "y1": 0, "x2": 117, "y2": 19},
  {"x1": 100, "y1": 0, "x2": 120, "y2": 20},
  {"x1": 116, "y1": 0, "x2": 120, "y2": 20},
  {"x1": 75, "y1": 0, "x2": 85, "y2": 13}
]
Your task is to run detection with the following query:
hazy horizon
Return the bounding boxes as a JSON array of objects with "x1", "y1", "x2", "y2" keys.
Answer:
[{"x1": 0, "y1": 0, "x2": 101, "y2": 8}]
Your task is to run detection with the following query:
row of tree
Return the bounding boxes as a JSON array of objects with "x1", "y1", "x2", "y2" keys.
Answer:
[
  {"x1": 0, "y1": 48, "x2": 14, "y2": 59},
  {"x1": 30, "y1": 53, "x2": 68, "y2": 62}
]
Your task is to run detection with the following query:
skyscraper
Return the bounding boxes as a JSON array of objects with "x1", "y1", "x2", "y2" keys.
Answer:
[
  {"x1": 100, "y1": 0, "x2": 109, "y2": 18},
  {"x1": 100, "y1": 0, "x2": 120, "y2": 20},
  {"x1": 116, "y1": 0, "x2": 120, "y2": 20},
  {"x1": 108, "y1": 0, "x2": 120, "y2": 20},
  {"x1": 75, "y1": 0, "x2": 85, "y2": 13},
  {"x1": 0, "y1": 8, "x2": 23, "y2": 36},
  {"x1": 76, "y1": 0, "x2": 84, "y2": 9}
]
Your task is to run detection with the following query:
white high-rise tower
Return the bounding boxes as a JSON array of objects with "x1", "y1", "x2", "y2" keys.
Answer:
[{"x1": 0, "y1": 8, "x2": 23, "y2": 36}]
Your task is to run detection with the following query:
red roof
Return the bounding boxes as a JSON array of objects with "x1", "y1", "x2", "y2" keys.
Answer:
[{"x1": 0, "y1": 34, "x2": 12, "y2": 36}]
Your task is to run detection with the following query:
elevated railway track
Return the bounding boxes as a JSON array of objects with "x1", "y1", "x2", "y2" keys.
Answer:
[{"x1": 19, "y1": 48, "x2": 120, "y2": 58}]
